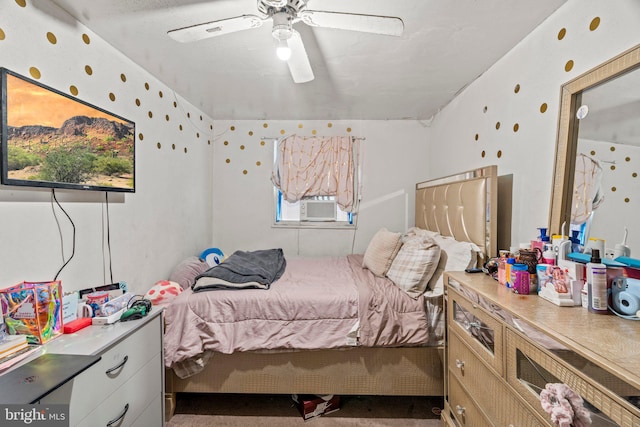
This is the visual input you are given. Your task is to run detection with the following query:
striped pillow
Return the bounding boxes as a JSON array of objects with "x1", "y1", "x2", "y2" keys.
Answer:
[{"x1": 386, "y1": 235, "x2": 441, "y2": 298}]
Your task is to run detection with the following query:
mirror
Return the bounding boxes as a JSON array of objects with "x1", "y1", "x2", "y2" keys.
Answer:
[{"x1": 549, "y1": 44, "x2": 640, "y2": 258}]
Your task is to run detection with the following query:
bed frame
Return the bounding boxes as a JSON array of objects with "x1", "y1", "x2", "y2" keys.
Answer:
[{"x1": 165, "y1": 165, "x2": 498, "y2": 419}]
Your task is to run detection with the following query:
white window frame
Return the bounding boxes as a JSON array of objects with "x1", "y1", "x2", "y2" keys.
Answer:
[{"x1": 271, "y1": 139, "x2": 356, "y2": 229}]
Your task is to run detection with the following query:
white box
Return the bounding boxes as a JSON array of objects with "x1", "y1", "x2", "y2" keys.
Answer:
[{"x1": 91, "y1": 308, "x2": 126, "y2": 325}]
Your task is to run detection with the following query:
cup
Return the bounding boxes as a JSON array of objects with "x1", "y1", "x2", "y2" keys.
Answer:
[
  {"x1": 86, "y1": 291, "x2": 109, "y2": 316},
  {"x1": 77, "y1": 302, "x2": 94, "y2": 318}
]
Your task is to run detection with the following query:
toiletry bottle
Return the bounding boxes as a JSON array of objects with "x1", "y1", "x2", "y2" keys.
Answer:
[
  {"x1": 581, "y1": 283, "x2": 588, "y2": 308},
  {"x1": 587, "y1": 249, "x2": 608, "y2": 314},
  {"x1": 614, "y1": 227, "x2": 631, "y2": 259},
  {"x1": 551, "y1": 234, "x2": 568, "y2": 258},
  {"x1": 505, "y1": 257, "x2": 516, "y2": 288},
  {"x1": 497, "y1": 250, "x2": 509, "y2": 286},
  {"x1": 542, "y1": 243, "x2": 556, "y2": 265}
]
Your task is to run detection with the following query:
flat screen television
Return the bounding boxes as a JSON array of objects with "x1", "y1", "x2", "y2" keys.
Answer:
[{"x1": 0, "y1": 68, "x2": 135, "y2": 193}]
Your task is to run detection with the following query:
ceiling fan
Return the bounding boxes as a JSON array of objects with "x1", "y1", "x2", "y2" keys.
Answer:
[{"x1": 167, "y1": 0, "x2": 404, "y2": 84}]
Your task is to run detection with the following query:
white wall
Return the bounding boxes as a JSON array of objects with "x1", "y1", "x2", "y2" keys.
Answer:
[
  {"x1": 0, "y1": 1, "x2": 214, "y2": 294},
  {"x1": 211, "y1": 120, "x2": 430, "y2": 257},
  {"x1": 429, "y1": 0, "x2": 640, "y2": 251}
]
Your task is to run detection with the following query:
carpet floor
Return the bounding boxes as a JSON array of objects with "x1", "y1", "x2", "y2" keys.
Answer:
[{"x1": 166, "y1": 393, "x2": 444, "y2": 427}]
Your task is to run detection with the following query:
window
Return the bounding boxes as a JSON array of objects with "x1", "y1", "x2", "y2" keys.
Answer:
[{"x1": 271, "y1": 135, "x2": 359, "y2": 227}]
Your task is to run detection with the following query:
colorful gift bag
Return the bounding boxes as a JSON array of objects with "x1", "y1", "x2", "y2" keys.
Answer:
[{"x1": 0, "y1": 281, "x2": 64, "y2": 344}]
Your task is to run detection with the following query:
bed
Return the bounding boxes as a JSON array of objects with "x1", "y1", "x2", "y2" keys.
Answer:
[{"x1": 164, "y1": 165, "x2": 498, "y2": 419}]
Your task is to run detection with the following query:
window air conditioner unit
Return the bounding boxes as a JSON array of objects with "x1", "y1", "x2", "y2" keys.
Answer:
[{"x1": 300, "y1": 199, "x2": 337, "y2": 221}]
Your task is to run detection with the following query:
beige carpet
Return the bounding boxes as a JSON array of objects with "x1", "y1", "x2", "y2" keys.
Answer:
[{"x1": 166, "y1": 393, "x2": 444, "y2": 427}]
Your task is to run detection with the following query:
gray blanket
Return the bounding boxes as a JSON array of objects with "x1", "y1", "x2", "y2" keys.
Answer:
[{"x1": 192, "y1": 248, "x2": 286, "y2": 291}]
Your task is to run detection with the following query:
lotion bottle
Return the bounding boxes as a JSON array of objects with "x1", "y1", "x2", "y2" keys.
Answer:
[
  {"x1": 587, "y1": 249, "x2": 608, "y2": 314},
  {"x1": 542, "y1": 243, "x2": 556, "y2": 265}
]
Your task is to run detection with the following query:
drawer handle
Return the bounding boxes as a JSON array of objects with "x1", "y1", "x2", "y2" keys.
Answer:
[
  {"x1": 455, "y1": 404, "x2": 466, "y2": 415},
  {"x1": 106, "y1": 403, "x2": 129, "y2": 427},
  {"x1": 455, "y1": 359, "x2": 465, "y2": 370},
  {"x1": 105, "y1": 355, "x2": 128, "y2": 375}
]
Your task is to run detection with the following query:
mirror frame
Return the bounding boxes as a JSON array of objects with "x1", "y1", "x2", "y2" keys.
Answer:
[{"x1": 549, "y1": 43, "x2": 640, "y2": 235}]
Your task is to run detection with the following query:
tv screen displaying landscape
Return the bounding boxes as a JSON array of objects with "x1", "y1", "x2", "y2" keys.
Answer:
[{"x1": 1, "y1": 68, "x2": 135, "y2": 192}]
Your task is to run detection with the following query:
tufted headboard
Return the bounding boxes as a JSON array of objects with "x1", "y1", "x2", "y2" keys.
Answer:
[{"x1": 415, "y1": 165, "x2": 498, "y2": 261}]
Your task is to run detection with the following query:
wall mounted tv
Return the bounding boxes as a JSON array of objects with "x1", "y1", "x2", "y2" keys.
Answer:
[{"x1": 1, "y1": 68, "x2": 135, "y2": 193}]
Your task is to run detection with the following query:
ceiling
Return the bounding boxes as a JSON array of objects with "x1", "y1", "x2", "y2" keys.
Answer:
[{"x1": 46, "y1": 0, "x2": 567, "y2": 121}]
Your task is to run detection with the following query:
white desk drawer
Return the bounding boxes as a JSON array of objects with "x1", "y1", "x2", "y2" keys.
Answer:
[
  {"x1": 76, "y1": 353, "x2": 162, "y2": 427},
  {"x1": 131, "y1": 394, "x2": 163, "y2": 427},
  {"x1": 72, "y1": 318, "x2": 159, "y2": 413},
  {"x1": 41, "y1": 316, "x2": 161, "y2": 424}
]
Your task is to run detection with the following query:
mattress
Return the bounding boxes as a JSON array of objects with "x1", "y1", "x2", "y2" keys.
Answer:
[{"x1": 164, "y1": 254, "x2": 444, "y2": 378}]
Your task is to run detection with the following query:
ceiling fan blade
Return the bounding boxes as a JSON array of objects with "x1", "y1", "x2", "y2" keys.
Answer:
[
  {"x1": 300, "y1": 11, "x2": 403, "y2": 36},
  {"x1": 167, "y1": 15, "x2": 265, "y2": 43},
  {"x1": 287, "y1": 30, "x2": 314, "y2": 84}
]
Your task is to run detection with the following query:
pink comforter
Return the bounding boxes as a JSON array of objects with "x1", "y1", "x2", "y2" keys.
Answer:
[{"x1": 164, "y1": 254, "x2": 432, "y2": 370}]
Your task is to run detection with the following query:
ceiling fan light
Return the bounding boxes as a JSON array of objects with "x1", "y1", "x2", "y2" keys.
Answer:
[
  {"x1": 276, "y1": 39, "x2": 292, "y2": 61},
  {"x1": 272, "y1": 11, "x2": 293, "y2": 41}
]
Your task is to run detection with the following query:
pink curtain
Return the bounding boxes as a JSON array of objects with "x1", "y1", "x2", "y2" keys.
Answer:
[{"x1": 272, "y1": 135, "x2": 360, "y2": 212}]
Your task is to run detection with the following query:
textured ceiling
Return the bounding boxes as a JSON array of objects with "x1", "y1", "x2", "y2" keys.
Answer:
[{"x1": 46, "y1": 0, "x2": 567, "y2": 120}]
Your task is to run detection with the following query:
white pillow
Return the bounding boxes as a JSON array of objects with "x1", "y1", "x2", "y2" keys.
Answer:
[
  {"x1": 427, "y1": 235, "x2": 482, "y2": 294},
  {"x1": 386, "y1": 236, "x2": 441, "y2": 298},
  {"x1": 362, "y1": 228, "x2": 403, "y2": 277},
  {"x1": 404, "y1": 226, "x2": 441, "y2": 240}
]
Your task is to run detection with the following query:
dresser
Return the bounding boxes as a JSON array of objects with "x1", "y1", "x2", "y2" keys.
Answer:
[
  {"x1": 38, "y1": 309, "x2": 164, "y2": 427},
  {"x1": 442, "y1": 271, "x2": 640, "y2": 427}
]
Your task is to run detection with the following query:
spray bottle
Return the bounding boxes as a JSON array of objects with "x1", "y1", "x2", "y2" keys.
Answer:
[{"x1": 587, "y1": 249, "x2": 608, "y2": 314}]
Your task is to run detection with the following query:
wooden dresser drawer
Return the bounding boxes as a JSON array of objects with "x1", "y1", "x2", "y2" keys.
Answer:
[
  {"x1": 450, "y1": 330, "x2": 547, "y2": 427},
  {"x1": 441, "y1": 406, "x2": 456, "y2": 427},
  {"x1": 448, "y1": 286, "x2": 504, "y2": 376},
  {"x1": 76, "y1": 353, "x2": 162, "y2": 427},
  {"x1": 448, "y1": 373, "x2": 493, "y2": 427},
  {"x1": 506, "y1": 329, "x2": 640, "y2": 427}
]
